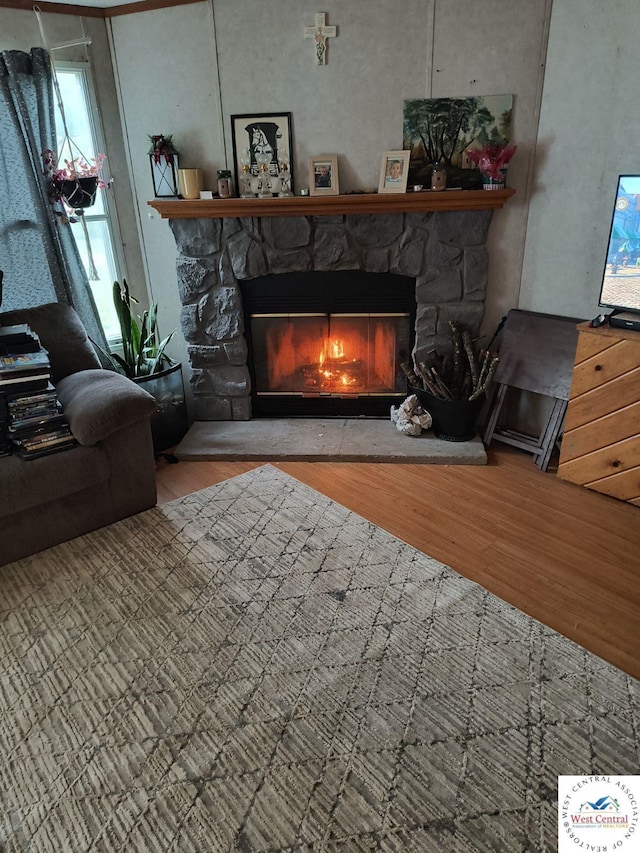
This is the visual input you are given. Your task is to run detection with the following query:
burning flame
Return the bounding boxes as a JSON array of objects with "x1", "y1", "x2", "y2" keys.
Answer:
[
  {"x1": 318, "y1": 338, "x2": 345, "y2": 365},
  {"x1": 316, "y1": 337, "x2": 358, "y2": 387}
]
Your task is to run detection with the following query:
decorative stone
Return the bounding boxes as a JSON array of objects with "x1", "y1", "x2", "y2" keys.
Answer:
[
  {"x1": 406, "y1": 212, "x2": 432, "y2": 229},
  {"x1": 415, "y1": 303, "x2": 438, "y2": 334},
  {"x1": 222, "y1": 218, "x2": 243, "y2": 239},
  {"x1": 210, "y1": 364, "x2": 251, "y2": 397},
  {"x1": 463, "y1": 247, "x2": 489, "y2": 300},
  {"x1": 200, "y1": 287, "x2": 242, "y2": 343},
  {"x1": 426, "y1": 236, "x2": 463, "y2": 267},
  {"x1": 391, "y1": 230, "x2": 426, "y2": 277},
  {"x1": 228, "y1": 231, "x2": 267, "y2": 280},
  {"x1": 266, "y1": 248, "x2": 312, "y2": 276},
  {"x1": 363, "y1": 247, "x2": 391, "y2": 272},
  {"x1": 224, "y1": 339, "x2": 248, "y2": 365},
  {"x1": 263, "y1": 217, "x2": 311, "y2": 250},
  {"x1": 231, "y1": 397, "x2": 252, "y2": 420},
  {"x1": 218, "y1": 250, "x2": 236, "y2": 288},
  {"x1": 201, "y1": 287, "x2": 243, "y2": 341},
  {"x1": 180, "y1": 305, "x2": 200, "y2": 343},
  {"x1": 437, "y1": 302, "x2": 485, "y2": 335},
  {"x1": 190, "y1": 368, "x2": 212, "y2": 396},
  {"x1": 313, "y1": 225, "x2": 358, "y2": 269},
  {"x1": 347, "y1": 214, "x2": 404, "y2": 247},
  {"x1": 193, "y1": 394, "x2": 232, "y2": 420},
  {"x1": 187, "y1": 344, "x2": 226, "y2": 367},
  {"x1": 169, "y1": 219, "x2": 222, "y2": 257},
  {"x1": 176, "y1": 258, "x2": 216, "y2": 305},
  {"x1": 416, "y1": 269, "x2": 462, "y2": 303},
  {"x1": 433, "y1": 210, "x2": 492, "y2": 246}
]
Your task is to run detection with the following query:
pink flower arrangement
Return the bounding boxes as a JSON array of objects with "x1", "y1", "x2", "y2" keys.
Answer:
[
  {"x1": 43, "y1": 149, "x2": 107, "y2": 188},
  {"x1": 466, "y1": 143, "x2": 517, "y2": 182}
]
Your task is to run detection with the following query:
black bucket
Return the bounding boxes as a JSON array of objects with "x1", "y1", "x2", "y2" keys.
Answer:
[{"x1": 409, "y1": 386, "x2": 485, "y2": 442}]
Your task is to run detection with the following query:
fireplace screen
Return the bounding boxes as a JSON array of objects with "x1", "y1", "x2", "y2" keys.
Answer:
[
  {"x1": 251, "y1": 313, "x2": 410, "y2": 397},
  {"x1": 241, "y1": 270, "x2": 415, "y2": 416}
]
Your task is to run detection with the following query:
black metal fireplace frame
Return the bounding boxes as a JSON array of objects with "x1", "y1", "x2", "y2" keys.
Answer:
[{"x1": 240, "y1": 270, "x2": 416, "y2": 418}]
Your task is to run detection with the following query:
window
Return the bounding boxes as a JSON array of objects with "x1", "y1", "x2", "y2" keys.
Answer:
[{"x1": 53, "y1": 62, "x2": 123, "y2": 342}]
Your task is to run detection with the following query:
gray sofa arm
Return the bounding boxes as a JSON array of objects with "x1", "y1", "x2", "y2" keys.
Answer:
[{"x1": 56, "y1": 369, "x2": 157, "y2": 446}]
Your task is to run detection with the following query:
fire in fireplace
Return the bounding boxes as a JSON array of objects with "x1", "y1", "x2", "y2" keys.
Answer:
[{"x1": 241, "y1": 271, "x2": 415, "y2": 416}]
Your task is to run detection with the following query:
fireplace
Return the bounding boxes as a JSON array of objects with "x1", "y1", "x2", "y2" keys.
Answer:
[
  {"x1": 167, "y1": 209, "x2": 493, "y2": 421},
  {"x1": 241, "y1": 271, "x2": 415, "y2": 416}
]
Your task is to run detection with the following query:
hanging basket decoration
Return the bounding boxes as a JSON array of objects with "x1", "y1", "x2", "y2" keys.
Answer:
[
  {"x1": 57, "y1": 175, "x2": 100, "y2": 209},
  {"x1": 43, "y1": 150, "x2": 107, "y2": 213},
  {"x1": 148, "y1": 134, "x2": 180, "y2": 197},
  {"x1": 43, "y1": 149, "x2": 107, "y2": 281}
]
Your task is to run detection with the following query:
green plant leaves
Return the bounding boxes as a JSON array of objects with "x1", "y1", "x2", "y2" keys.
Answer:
[{"x1": 106, "y1": 279, "x2": 175, "y2": 378}]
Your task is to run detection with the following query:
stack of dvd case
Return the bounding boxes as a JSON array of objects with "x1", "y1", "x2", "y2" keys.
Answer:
[
  {"x1": 0, "y1": 323, "x2": 76, "y2": 459},
  {"x1": 0, "y1": 395, "x2": 10, "y2": 457}
]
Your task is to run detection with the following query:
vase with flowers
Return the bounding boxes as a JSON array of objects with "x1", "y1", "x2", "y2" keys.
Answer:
[
  {"x1": 43, "y1": 149, "x2": 107, "y2": 211},
  {"x1": 466, "y1": 143, "x2": 517, "y2": 190}
]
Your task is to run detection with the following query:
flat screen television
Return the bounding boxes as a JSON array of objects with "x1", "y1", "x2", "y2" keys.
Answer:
[{"x1": 598, "y1": 174, "x2": 640, "y2": 315}]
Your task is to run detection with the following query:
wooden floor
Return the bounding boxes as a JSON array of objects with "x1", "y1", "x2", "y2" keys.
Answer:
[{"x1": 155, "y1": 446, "x2": 640, "y2": 680}]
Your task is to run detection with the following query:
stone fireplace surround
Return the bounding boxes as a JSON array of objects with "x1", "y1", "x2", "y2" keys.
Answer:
[{"x1": 168, "y1": 209, "x2": 493, "y2": 421}]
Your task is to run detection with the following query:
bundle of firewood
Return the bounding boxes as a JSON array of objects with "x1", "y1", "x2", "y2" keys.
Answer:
[{"x1": 401, "y1": 321, "x2": 499, "y2": 402}]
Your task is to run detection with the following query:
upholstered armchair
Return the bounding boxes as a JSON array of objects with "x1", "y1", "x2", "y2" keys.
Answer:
[{"x1": 0, "y1": 302, "x2": 158, "y2": 566}]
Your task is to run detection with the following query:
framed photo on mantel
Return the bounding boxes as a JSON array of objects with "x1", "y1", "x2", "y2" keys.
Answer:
[
  {"x1": 309, "y1": 154, "x2": 339, "y2": 196},
  {"x1": 230, "y1": 112, "x2": 293, "y2": 195},
  {"x1": 378, "y1": 150, "x2": 410, "y2": 194}
]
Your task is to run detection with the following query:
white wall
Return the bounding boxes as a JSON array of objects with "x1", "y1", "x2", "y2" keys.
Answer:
[
  {"x1": 430, "y1": 0, "x2": 552, "y2": 342},
  {"x1": 108, "y1": 2, "x2": 222, "y2": 375},
  {"x1": 520, "y1": 0, "x2": 640, "y2": 319}
]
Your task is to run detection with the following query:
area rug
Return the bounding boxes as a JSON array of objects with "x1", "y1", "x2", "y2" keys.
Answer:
[{"x1": 0, "y1": 465, "x2": 637, "y2": 852}]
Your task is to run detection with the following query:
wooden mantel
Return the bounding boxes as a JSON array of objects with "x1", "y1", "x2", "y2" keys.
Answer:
[{"x1": 147, "y1": 187, "x2": 515, "y2": 219}]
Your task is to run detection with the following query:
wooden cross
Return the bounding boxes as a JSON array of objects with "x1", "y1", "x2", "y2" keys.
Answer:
[{"x1": 304, "y1": 13, "x2": 337, "y2": 66}]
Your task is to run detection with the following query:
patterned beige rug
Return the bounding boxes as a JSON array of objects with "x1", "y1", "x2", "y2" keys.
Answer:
[{"x1": 0, "y1": 464, "x2": 637, "y2": 852}]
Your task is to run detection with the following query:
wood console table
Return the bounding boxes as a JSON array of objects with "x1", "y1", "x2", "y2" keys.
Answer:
[
  {"x1": 557, "y1": 322, "x2": 640, "y2": 505},
  {"x1": 148, "y1": 187, "x2": 515, "y2": 219}
]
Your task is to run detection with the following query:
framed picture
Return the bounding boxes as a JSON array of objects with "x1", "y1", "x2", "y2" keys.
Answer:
[
  {"x1": 309, "y1": 154, "x2": 339, "y2": 196},
  {"x1": 230, "y1": 112, "x2": 293, "y2": 194},
  {"x1": 378, "y1": 150, "x2": 410, "y2": 194}
]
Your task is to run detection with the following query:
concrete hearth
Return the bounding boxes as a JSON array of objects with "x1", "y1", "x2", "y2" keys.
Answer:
[{"x1": 174, "y1": 418, "x2": 487, "y2": 464}]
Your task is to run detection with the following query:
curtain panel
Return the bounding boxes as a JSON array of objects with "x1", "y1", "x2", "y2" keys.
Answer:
[{"x1": 0, "y1": 47, "x2": 106, "y2": 347}]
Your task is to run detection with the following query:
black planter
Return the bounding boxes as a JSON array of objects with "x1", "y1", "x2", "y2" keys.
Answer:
[
  {"x1": 135, "y1": 362, "x2": 188, "y2": 452},
  {"x1": 58, "y1": 176, "x2": 99, "y2": 209},
  {"x1": 410, "y1": 386, "x2": 485, "y2": 442}
]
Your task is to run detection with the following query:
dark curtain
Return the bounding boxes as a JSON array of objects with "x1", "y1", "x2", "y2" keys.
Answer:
[{"x1": 0, "y1": 47, "x2": 106, "y2": 347}]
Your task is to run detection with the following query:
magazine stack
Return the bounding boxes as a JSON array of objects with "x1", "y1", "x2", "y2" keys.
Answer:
[
  {"x1": 0, "y1": 394, "x2": 10, "y2": 457},
  {"x1": 0, "y1": 323, "x2": 76, "y2": 459}
]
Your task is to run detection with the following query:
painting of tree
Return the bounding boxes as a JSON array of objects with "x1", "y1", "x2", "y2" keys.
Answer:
[{"x1": 403, "y1": 95, "x2": 513, "y2": 188}]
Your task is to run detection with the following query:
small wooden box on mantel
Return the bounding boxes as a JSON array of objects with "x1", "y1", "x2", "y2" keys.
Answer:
[{"x1": 558, "y1": 321, "x2": 640, "y2": 506}]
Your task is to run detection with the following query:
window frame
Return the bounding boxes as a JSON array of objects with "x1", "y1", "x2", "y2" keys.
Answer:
[{"x1": 53, "y1": 59, "x2": 127, "y2": 345}]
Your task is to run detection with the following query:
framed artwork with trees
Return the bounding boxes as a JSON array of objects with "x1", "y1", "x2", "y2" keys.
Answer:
[{"x1": 403, "y1": 95, "x2": 513, "y2": 189}]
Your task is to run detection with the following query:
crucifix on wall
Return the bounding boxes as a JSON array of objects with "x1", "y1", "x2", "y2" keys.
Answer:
[{"x1": 304, "y1": 13, "x2": 337, "y2": 66}]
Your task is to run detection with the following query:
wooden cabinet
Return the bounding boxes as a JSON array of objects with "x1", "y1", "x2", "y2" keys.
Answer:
[{"x1": 558, "y1": 322, "x2": 640, "y2": 506}]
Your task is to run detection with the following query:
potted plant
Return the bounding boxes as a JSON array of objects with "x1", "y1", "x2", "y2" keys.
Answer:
[
  {"x1": 43, "y1": 149, "x2": 107, "y2": 210},
  {"x1": 93, "y1": 279, "x2": 188, "y2": 452},
  {"x1": 402, "y1": 321, "x2": 499, "y2": 441},
  {"x1": 466, "y1": 143, "x2": 517, "y2": 189}
]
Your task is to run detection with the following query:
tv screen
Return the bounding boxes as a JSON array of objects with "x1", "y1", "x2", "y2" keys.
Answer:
[{"x1": 598, "y1": 175, "x2": 640, "y2": 313}]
